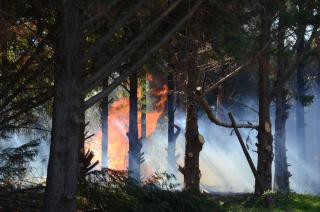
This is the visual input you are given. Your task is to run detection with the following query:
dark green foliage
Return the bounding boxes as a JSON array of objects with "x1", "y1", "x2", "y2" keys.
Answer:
[
  {"x1": 0, "y1": 1, "x2": 55, "y2": 138},
  {"x1": 298, "y1": 94, "x2": 314, "y2": 106},
  {"x1": 78, "y1": 170, "x2": 224, "y2": 212},
  {"x1": 0, "y1": 139, "x2": 40, "y2": 186}
]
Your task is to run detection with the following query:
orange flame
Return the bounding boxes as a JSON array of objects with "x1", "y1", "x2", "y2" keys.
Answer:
[{"x1": 86, "y1": 74, "x2": 168, "y2": 170}]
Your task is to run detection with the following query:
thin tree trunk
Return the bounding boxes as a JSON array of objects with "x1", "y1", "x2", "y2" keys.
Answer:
[
  {"x1": 255, "y1": 14, "x2": 273, "y2": 196},
  {"x1": 101, "y1": 78, "x2": 109, "y2": 170},
  {"x1": 141, "y1": 70, "x2": 147, "y2": 143},
  {"x1": 317, "y1": 61, "x2": 320, "y2": 175},
  {"x1": 274, "y1": 14, "x2": 290, "y2": 192},
  {"x1": 296, "y1": 23, "x2": 306, "y2": 159},
  {"x1": 44, "y1": 0, "x2": 82, "y2": 210},
  {"x1": 167, "y1": 70, "x2": 176, "y2": 174},
  {"x1": 128, "y1": 71, "x2": 141, "y2": 182},
  {"x1": 216, "y1": 84, "x2": 223, "y2": 120},
  {"x1": 317, "y1": 61, "x2": 320, "y2": 138},
  {"x1": 182, "y1": 42, "x2": 203, "y2": 191}
]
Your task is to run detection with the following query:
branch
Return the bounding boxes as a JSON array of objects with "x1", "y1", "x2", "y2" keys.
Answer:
[
  {"x1": 109, "y1": 75, "x2": 130, "y2": 92},
  {"x1": 268, "y1": 48, "x2": 315, "y2": 102},
  {"x1": 203, "y1": 42, "x2": 270, "y2": 96},
  {"x1": 79, "y1": 0, "x2": 146, "y2": 65},
  {"x1": 81, "y1": 0, "x2": 183, "y2": 94},
  {"x1": 0, "y1": 35, "x2": 48, "y2": 100},
  {"x1": 84, "y1": 0, "x2": 204, "y2": 109},
  {"x1": 9, "y1": 126, "x2": 51, "y2": 132},
  {"x1": 173, "y1": 124, "x2": 181, "y2": 140},
  {"x1": 228, "y1": 112, "x2": 263, "y2": 190},
  {"x1": 196, "y1": 91, "x2": 258, "y2": 129},
  {"x1": 0, "y1": 90, "x2": 53, "y2": 130}
]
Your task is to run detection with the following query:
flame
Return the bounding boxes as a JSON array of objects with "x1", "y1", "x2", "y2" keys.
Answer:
[{"x1": 86, "y1": 74, "x2": 168, "y2": 170}]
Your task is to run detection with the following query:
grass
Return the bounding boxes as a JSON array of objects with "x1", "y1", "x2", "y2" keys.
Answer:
[
  {"x1": 217, "y1": 192, "x2": 320, "y2": 212},
  {"x1": 77, "y1": 170, "x2": 320, "y2": 211}
]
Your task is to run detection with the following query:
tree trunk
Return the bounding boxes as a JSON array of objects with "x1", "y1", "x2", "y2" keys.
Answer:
[
  {"x1": 167, "y1": 70, "x2": 176, "y2": 174},
  {"x1": 317, "y1": 61, "x2": 320, "y2": 141},
  {"x1": 182, "y1": 45, "x2": 203, "y2": 192},
  {"x1": 128, "y1": 71, "x2": 141, "y2": 182},
  {"x1": 141, "y1": 70, "x2": 147, "y2": 144},
  {"x1": 317, "y1": 60, "x2": 320, "y2": 173},
  {"x1": 44, "y1": 0, "x2": 82, "y2": 210},
  {"x1": 274, "y1": 15, "x2": 290, "y2": 192},
  {"x1": 255, "y1": 15, "x2": 273, "y2": 196},
  {"x1": 216, "y1": 84, "x2": 224, "y2": 120},
  {"x1": 296, "y1": 23, "x2": 306, "y2": 159},
  {"x1": 101, "y1": 78, "x2": 109, "y2": 170}
]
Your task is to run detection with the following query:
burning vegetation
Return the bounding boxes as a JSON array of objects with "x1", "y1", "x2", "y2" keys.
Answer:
[
  {"x1": 86, "y1": 73, "x2": 169, "y2": 170},
  {"x1": 1, "y1": 0, "x2": 320, "y2": 211}
]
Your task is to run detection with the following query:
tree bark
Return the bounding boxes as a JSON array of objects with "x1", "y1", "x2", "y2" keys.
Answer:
[
  {"x1": 167, "y1": 70, "x2": 177, "y2": 174},
  {"x1": 141, "y1": 70, "x2": 147, "y2": 144},
  {"x1": 101, "y1": 78, "x2": 109, "y2": 169},
  {"x1": 274, "y1": 14, "x2": 290, "y2": 192},
  {"x1": 317, "y1": 60, "x2": 320, "y2": 174},
  {"x1": 255, "y1": 14, "x2": 273, "y2": 196},
  {"x1": 317, "y1": 60, "x2": 320, "y2": 140},
  {"x1": 43, "y1": 0, "x2": 82, "y2": 211},
  {"x1": 216, "y1": 84, "x2": 224, "y2": 120},
  {"x1": 296, "y1": 20, "x2": 306, "y2": 159},
  {"x1": 182, "y1": 44, "x2": 203, "y2": 192},
  {"x1": 128, "y1": 71, "x2": 141, "y2": 182}
]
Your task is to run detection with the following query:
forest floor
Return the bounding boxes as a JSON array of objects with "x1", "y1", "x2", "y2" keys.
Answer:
[
  {"x1": 213, "y1": 192, "x2": 320, "y2": 211},
  {"x1": 76, "y1": 171, "x2": 320, "y2": 211},
  {"x1": 77, "y1": 188, "x2": 320, "y2": 211},
  {"x1": 2, "y1": 170, "x2": 320, "y2": 211}
]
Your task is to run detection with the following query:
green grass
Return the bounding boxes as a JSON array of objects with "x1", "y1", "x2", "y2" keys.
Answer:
[{"x1": 217, "y1": 192, "x2": 320, "y2": 212}]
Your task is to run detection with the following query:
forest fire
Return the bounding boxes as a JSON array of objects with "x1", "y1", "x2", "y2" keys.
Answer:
[{"x1": 86, "y1": 74, "x2": 168, "y2": 170}]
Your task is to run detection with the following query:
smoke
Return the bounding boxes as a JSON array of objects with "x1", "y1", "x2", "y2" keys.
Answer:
[
  {"x1": 140, "y1": 108, "x2": 257, "y2": 193},
  {"x1": 284, "y1": 96, "x2": 320, "y2": 194},
  {"x1": 141, "y1": 98, "x2": 320, "y2": 194},
  {"x1": 75, "y1": 73, "x2": 320, "y2": 194},
  {"x1": 2, "y1": 80, "x2": 319, "y2": 195}
]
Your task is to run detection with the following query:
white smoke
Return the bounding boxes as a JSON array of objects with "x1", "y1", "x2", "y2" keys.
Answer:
[{"x1": 141, "y1": 100, "x2": 320, "y2": 194}]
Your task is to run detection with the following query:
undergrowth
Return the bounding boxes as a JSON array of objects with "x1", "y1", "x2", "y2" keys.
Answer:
[
  {"x1": 217, "y1": 191, "x2": 320, "y2": 212},
  {"x1": 77, "y1": 170, "x2": 320, "y2": 211},
  {"x1": 77, "y1": 169, "x2": 224, "y2": 212}
]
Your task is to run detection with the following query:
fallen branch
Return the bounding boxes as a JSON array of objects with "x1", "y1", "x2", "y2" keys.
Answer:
[{"x1": 228, "y1": 112, "x2": 263, "y2": 191}]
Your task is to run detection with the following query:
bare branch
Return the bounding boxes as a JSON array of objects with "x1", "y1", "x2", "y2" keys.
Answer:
[
  {"x1": 196, "y1": 91, "x2": 258, "y2": 129},
  {"x1": 84, "y1": 0, "x2": 204, "y2": 109},
  {"x1": 203, "y1": 42, "x2": 270, "y2": 96},
  {"x1": 81, "y1": 0, "x2": 183, "y2": 94},
  {"x1": 79, "y1": 0, "x2": 146, "y2": 65}
]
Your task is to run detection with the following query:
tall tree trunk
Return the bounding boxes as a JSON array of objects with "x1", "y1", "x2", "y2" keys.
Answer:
[
  {"x1": 317, "y1": 61, "x2": 320, "y2": 174},
  {"x1": 167, "y1": 70, "x2": 176, "y2": 174},
  {"x1": 44, "y1": 0, "x2": 82, "y2": 211},
  {"x1": 296, "y1": 23, "x2": 306, "y2": 159},
  {"x1": 128, "y1": 71, "x2": 141, "y2": 182},
  {"x1": 274, "y1": 15, "x2": 290, "y2": 192},
  {"x1": 182, "y1": 43, "x2": 203, "y2": 191},
  {"x1": 317, "y1": 60, "x2": 320, "y2": 139},
  {"x1": 255, "y1": 14, "x2": 273, "y2": 196},
  {"x1": 141, "y1": 70, "x2": 147, "y2": 144},
  {"x1": 216, "y1": 84, "x2": 224, "y2": 120},
  {"x1": 101, "y1": 78, "x2": 109, "y2": 170}
]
